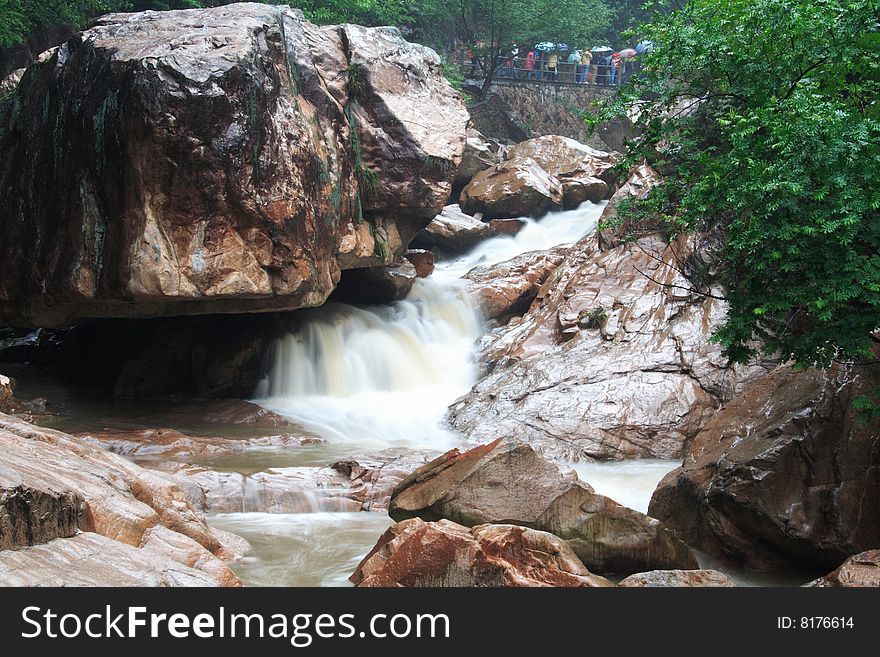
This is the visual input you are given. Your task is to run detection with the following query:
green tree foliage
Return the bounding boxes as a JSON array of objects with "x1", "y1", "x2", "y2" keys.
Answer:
[{"x1": 597, "y1": 0, "x2": 880, "y2": 369}]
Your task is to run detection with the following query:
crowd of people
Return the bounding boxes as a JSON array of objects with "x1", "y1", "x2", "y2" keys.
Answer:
[{"x1": 464, "y1": 40, "x2": 653, "y2": 86}]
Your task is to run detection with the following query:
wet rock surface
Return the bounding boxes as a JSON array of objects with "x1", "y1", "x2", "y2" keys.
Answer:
[
  {"x1": 403, "y1": 249, "x2": 435, "y2": 278},
  {"x1": 460, "y1": 157, "x2": 563, "y2": 219},
  {"x1": 0, "y1": 412, "x2": 242, "y2": 585},
  {"x1": 332, "y1": 260, "x2": 418, "y2": 305},
  {"x1": 618, "y1": 569, "x2": 735, "y2": 587},
  {"x1": 806, "y1": 550, "x2": 880, "y2": 588},
  {"x1": 0, "y1": 532, "x2": 232, "y2": 586},
  {"x1": 389, "y1": 440, "x2": 698, "y2": 574},
  {"x1": 650, "y1": 357, "x2": 880, "y2": 572},
  {"x1": 464, "y1": 247, "x2": 569, "y2": 321},
  {"x1": 411, "y1": 204, "x2": 492, "y2": 253},
  {"x1": 447, "y1": 168, "x2": 770, "y2": 462},
  {"x1": 0, "y1": 4, "x2": 468, "y2": 327},
  {"x1": 351, "y1": 517, "x2": 614, "y2": 587}
]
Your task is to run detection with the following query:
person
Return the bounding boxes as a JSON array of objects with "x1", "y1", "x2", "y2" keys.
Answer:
[
  {"x1": 466, "y1": 46, "x2": 478, "y2": 76},
  {"x1": 509, "y1": 43, "x2": 520, "y2": 78},
  {"x1": 525, "y1": 50, "x2": 537, "y2": 80},
  {"x1": 610, "y1": 52, "x2": 621, "y2": 85},
  {"x1": 535, "y1": 50, "x2": 544, "y2": 80},
  {"x1": 546, "y1": 50, "x2": 558, "y2": 81},
  {"x1": 579, "y1": 48, "x2": 592, "y2": 83},
  {"x1": 589, "y1": 51, "x2": 599, "y2": 85},
  {"x1": 566, "y1": 50, "x2": 579, "y2": 84}
]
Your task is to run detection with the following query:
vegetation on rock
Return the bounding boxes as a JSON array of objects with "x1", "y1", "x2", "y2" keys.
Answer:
[{"x1": 595, "y1": 0, "x2": 880, "y2": 377}]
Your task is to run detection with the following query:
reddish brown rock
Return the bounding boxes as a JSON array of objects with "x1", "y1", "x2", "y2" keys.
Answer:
[
  {"x1": 460, "y1": 157, "x2": 563, "y2": 219},
  {"x1": 619, "y1": 569, "x2": 735, "y2": 587},
  {"x1": 806, "y1": 550, "x2": 880, "y2": 587},
  {"x1": 351, "y1": 518, "x2": 614, "y2": 587},
  {"x1": 0, "y1": 5, "x2": 468, "y2": 327},
  {"x1": 489, "y1": 217, "x2": 527, "y2": 237},
  {"x1": 649, "y1": 357, "x2": 880, "y2": 572},
  {"x1": 403, "y1": 249, "x2": 435, "y2": 278},
  {"x1": 464, "y1": 247, "x2": 569, "y2": 321},
  {"x1": 389, "y1": 440, "x2": 698, "y2": 574}
]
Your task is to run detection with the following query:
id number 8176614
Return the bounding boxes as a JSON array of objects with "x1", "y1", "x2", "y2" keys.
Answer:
[{"x1": 777, "y1": 617, "x2": 854, "y2": 629}]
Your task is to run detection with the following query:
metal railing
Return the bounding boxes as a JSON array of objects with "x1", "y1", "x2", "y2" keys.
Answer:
[{"x1": 457, "y1": 58, "x2": 636, "y2": 88}]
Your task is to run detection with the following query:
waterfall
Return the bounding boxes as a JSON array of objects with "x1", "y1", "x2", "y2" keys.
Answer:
[{"x1": 254, "y1": 201, "x2": 605, "y2": 450}]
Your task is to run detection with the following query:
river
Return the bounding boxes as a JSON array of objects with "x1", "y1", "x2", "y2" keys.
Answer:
[{"x1": 207, "y1": 200, "x2": 701, "y2": 586}]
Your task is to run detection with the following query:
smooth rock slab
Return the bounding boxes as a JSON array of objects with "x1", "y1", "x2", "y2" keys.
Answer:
[{"x1": 0, "y1": 532, "x2": 228, "y2": 587}]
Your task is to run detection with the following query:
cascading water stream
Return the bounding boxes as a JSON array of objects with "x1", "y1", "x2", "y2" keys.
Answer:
[
  {"x1": 214, "y1": 201, "x2": 685, "y2": 585},
  {"x1": 253, "y1": 201, "x2": 608, "y2": 450}
]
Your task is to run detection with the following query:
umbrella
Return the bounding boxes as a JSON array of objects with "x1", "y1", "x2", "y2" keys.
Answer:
[
  {"x1": 619, "y1": 48, "x2": 637, "y2": 59},
  {"x1": 535, "y1": 42, "x2": 555, "y2": 51},
  {"x1": 591, "y1": 46, "x2": 612, "y2": 53},
  {"x1": 636, "y1": 40, "x2": 654, "y2": 54},
  {"x1": 556, "y1": 43, "x2": 569, "y2": 51}
]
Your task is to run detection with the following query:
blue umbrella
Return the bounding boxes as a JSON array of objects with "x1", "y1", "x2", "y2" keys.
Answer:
[
  {"x1": 556, "y1": 43, "x2": 569, "y2": 51},
  {"x1": 636, "y1": 40, "x2": 654, "y2": 54},
  {"x1": 535, "y1": 42, "x2": 555, "y2": 51}
]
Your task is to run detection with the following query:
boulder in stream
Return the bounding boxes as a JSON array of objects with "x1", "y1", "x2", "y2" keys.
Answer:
[
  {"x1": 389, "y1": 439, "x2": 699, "y2": 574},
  {"x1": 351, "y1": 517, "x2": 614, "y2": 587},
  {"x1": 460, "y1": 157, "x2": 563, "y2": 219},
  {"x1": 649, "y1": 355, "x2": 880, "y2": 572}
]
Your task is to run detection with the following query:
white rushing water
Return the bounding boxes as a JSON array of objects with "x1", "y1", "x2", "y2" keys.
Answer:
[
  {"x1": 218, "y1": 200, "x2": 699, "y2": 586},
  {"x1": 254, "y1": 201, "x2": 606, "y2": 451}
]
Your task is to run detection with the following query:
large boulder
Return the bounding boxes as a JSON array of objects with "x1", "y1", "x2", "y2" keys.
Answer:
[
  {"x1": 464, "y1": 247, "x2": 569, "y2": 321},
  {"x1": 649, "y1": 357, "x2": 880, "y2": 572},
  {"x1": 0, "y1": 4, "x2": 468, "y2": 327},
  {"x1": 506, "y1": 135, "x2": 617, "y2": 207},
  {"x1": 0, "y1": 412, "x2": 242, "y2": 585},
  {"x1": 448, "y1": 170, "x2": 769, "y2": 461},
  {"x1": 806, "y1": 550, "x2": 880, "y2": 588},
  {"x1": 350, "y1": 517, "x2": 614, "y2": 587},
  {"x1": 460, "y1": 157, "x2": 563, "y2": 219},
  {"x1": 411, "y1": 204, "x2": 492, "y2": 252},
  {"x1": 389, "y1": 440, "x2": 698, "y2": 574},
  {"x1": 618, "y1": 569, "x2": 735, "y2": 587}
]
